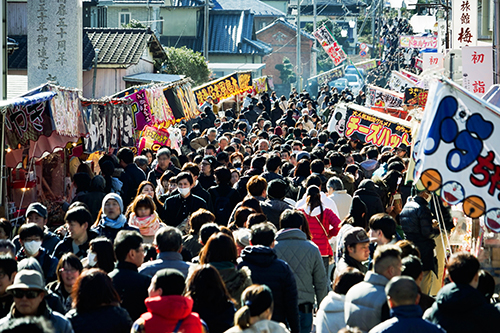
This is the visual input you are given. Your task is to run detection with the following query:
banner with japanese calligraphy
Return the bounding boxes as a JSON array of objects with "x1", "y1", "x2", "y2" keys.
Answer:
[
  {"x1": 253, "y1": 77, "x2": 269, "y2": 94},
  {"x1": 389, "y1": 71, "x2": 417, "y2": 94},
  {"x1": 413, "y1": 78, "x2": 500, "y2": 224},
  {"x1": 354, "y1": 59, "x2": 377, "y2": 71},
  {"x1": 137, "y1": 125, "x2": 171, "y2": 154},
  {"x1": 366, "y1": 85, "x2": 404, "y2": 108},
  {"x1": 123, "y1": 90, "x2": 153, "y2": 132},
  {"x1": 47, "y1": 86, "x2": 87, "y2": 137},
  {"x1": 82, "y1": 102, "x2": 135, "y2": 153},
  {"x1": 462, "y1": 46, "x2": 493, "y2": 97},
  {"x1": 399, "y1": 36, "x2": 438, "y2": 49},
  {"x1": 422, "y1": 53, "x2": 444, "y2": 71},
  {"x1": 313, "y1": 26, "x2": 347, "y2": 66},
  {"x1": 145, "y1": 87, "x2": 176, "y2": 127},
  {"x1": 311, "y1": 66, "x2": 345, "y2": 86},
  {"x1": 453, "y1": 0, "x2": 477, "y2": 48},
  {"x1": 5, "y1": 98, "x2": 55, "y2": 148},
  {"x1": 404, "y1": 87, "x2": 428, "y2": 107},
  {"x1": 193, "y1": 72, "x2": 253, "y2": 105},
  {"x1": 342, "y1": 104, "x2": 412, "y2": 148}
]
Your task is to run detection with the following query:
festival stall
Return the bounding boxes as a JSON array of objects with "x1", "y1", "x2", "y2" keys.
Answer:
[{"x1": 0, "y1": 76, "x2": 200, "y2": 224}]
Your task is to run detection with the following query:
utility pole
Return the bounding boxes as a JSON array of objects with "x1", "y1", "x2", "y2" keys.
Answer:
[
  {"x1": 296, "y1": 0, "x2": 302, "y2": 91},
  {"x1": 312, "y1": 0, "x2": 317, "y2": 76},
  {"x1": 371, "y1": 0, "x2": 375, "y2": 58},
  {"x1": 494, "y1": 0, "x2": 500, "y2": 84},
  {"x1": 204, "y1": 0, "x2": 209, "y2": 61}
]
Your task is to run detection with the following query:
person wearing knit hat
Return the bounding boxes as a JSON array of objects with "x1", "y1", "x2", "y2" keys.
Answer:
[
  {"x1": 91, "y1": 193, "x2": 139, "y2": 243},
  {"x1": 132, "y1": 268, "x2": 203, "y2": 333}
]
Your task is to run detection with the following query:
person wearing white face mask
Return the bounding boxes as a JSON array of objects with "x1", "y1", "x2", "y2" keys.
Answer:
[
  {"x1": 16, "y1": 223, "x2": 58, "y2": 283},
  {"x1": 163, "y1": 172, "x2": 208, "y2": 227}
]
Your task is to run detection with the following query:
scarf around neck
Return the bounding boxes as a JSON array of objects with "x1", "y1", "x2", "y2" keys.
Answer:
[
  {"x1": 128, "y1": 212, "x2": 161, "y2": 236},
  {"x1": 101, "y1": 214, "x2": 127, "y2": 229}
]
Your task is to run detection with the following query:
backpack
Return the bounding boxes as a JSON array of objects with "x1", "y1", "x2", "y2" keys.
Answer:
[{"x1": 213, "y1": 189, "x2": 233, "y2": 225}]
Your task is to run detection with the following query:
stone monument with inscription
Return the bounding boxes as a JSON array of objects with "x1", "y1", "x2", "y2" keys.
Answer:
[{"x1": 28, "y1": 0, "x2": 83, "y2": 89}]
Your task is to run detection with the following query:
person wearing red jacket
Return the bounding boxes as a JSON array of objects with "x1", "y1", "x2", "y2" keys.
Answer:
[
  {"x1": 299, "y1": 185, "x2": 341, "y2": 273},
  {"x1": 132, "y1": 268, "x2": 203, "y2": 333}
]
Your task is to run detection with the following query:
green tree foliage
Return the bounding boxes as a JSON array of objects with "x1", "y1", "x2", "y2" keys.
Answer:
[
  {"x1": 304, "y1": 19, "x2": 349, "y2": 73},
  {"x1": 122, "y1": 19, "x2": 147, "y2": 28},
  {"x1": 161, "y1": 46, "x2": 210, "y2": 86},
  {"x1": 275, "y1": 57, "x2": 297, "y2": 87}
]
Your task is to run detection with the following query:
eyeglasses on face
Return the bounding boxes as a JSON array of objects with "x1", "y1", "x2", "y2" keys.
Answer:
[{"x1": 59, "y1": 268, "x2": 78, "y2": 274}]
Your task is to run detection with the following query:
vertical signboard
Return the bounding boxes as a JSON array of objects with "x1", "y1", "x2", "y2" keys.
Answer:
[
  {"x1": 28, "y1": 0, "x2": 83, "y2": 89},
  {"x1": 453, "y1": 0, "x2": 478, "y2": 48},
  {"x1": 313, "y1": 26, "x2": 347, "y2": 66},
  {"x1": 462, "y1": 46, "x2": 494, "y2": 97}
]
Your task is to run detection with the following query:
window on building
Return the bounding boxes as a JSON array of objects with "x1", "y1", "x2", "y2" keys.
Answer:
[{"x1": 120, "y1": 12, "x2": 131, "y2": 26}]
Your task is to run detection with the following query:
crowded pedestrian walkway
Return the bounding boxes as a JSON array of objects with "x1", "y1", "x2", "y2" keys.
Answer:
[{"x1": 0, "y1": 88, "x2": 498, "y2": 333}]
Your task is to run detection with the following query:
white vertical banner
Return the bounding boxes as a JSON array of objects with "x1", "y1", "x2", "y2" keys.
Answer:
[
  {"x1": 422, "y1": 53, "x2": 444, "y2": 71},
  {"x1": 437, "y1": 19, "x2": 447, "y2": 53},
  {"x1": 462, "y1": 46, "x2": 494, "y2": 96},
  {"x1": 452, "y1": 0, "x2": 478, "y2": 49}
]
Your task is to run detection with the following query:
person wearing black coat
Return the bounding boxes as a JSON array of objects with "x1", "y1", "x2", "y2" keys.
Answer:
[
  {"x1": 278, "y1": 110, "x2": 297, "y2": 128},
  {"x1": 109, "y1": 230, "x2": 151, "y2": 322},
  {"x1": 208, "y1": 167, "x2": 240, "y2": 225},
  {"x1": 352, "y1": 179, "x2": 385, "y2": 222},
  {"x1": 117, "y1": 148, "x2": 146, "y2": 207},
  {"x1": 399, "y1": 190, "x2": 440, "y2": 294},
  {"x1": 197, "y1": 107, "x2": 216, "y2": 133},
  {"x1": 237, "y1": 223, "x2": 299, "y2": 333}
]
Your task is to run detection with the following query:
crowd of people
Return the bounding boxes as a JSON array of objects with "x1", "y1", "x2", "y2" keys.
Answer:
[{"x1": 0, "y1": 88, "x2": 499, "y2": 333}]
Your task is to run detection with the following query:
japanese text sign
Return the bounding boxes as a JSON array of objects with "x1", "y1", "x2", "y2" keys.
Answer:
[
  {"x1": 366, "y1": 85, "x2": 404, "y2": 108},
  {"x1": 413, "y1": 79, "x2": 500, "y2": 225},
  {"x1": 314, "y1": 66, "x2": 345, "y2": 86},
  {"x1": 343, "y1": 105, "x2": 412, "y2": 148},
  {"x1": 399, "y1": 36, "x2": 438, "y2": 49},
  {"x1": 462, "y1": 46, "x2": 493, "y2": 97},
  {"x1": 137, "y1": 125, "x2": 171, "y2": 154},
  {"x1": 422, "y1": 53, "x2": 444, "y2": 71},
  {"x1": 123, "y1": 90, "x2": 153, "y2": 132},
  {"x1": 193, "y1": 72, "x2": 253, "y2": 105},
  {"x1": 313, "y1": 26, "x2": 347, "y2": 66},
  {"x1": 453, "y1": 0, "x2": 477, "y2": 48},
  {"x1": 389, "y1": 71, "x2": 417, "y2": 94},
  {"x1": 404, "y1": 87, "x2": 428, "y2": 107}
]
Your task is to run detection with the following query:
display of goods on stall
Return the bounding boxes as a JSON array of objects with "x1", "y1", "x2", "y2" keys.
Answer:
[
  {"x1": 193, "y1": 72, "x2": 253, "y2": 105},
  {"x1": 327, "y1": 103, "x2": 412, "y2": 148},
  {"x1": 413, "y1": 77, "x2": 500, "y2": 223}
]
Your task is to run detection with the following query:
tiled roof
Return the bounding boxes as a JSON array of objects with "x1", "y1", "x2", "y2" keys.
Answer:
[
  {"x1": 256, "y1": 18, "x2": 315, "y2": 41},
  {"x1": 8, "y1": 28, "x2": 166, "y2": 71},
  {"x1": 212, "y1": 0, "x2": 286, "y2": 16},
  {"x1": 207, "y1": 10, "x2": 272, "y2": 55}
]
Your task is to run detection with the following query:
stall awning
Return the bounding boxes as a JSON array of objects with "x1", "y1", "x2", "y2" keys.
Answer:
[
  {"x1": 208, "y1": 63, "x2": 266, "y2": 72},
  {"x1": 0, "y1": 91, "x2": 56, "y2": 110},
  {"x1": 122, "y1": 73, "x2": 185, "y2": 84}
]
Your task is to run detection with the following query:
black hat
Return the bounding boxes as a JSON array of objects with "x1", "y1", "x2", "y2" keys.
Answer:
[{"x1": 154, "y1": 269, "x2": 186, "y2": 296}]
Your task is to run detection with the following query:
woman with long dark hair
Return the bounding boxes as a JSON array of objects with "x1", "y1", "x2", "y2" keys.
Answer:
[
  {"x1": 299, "y1": 185, "x2": 341, "y2": 273},
  {"x1": 199, "y1": 233, "x2": 252, "y2": 307},
  {"x1": 185, "y1": 264, "x2": 236, "y2": 333},
  {"x1": 66, "y1": 269, "x2": 132, "y2": 333},
  {"x1": 86, "y1": 237, "x2": 116, "y2": 273}
]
